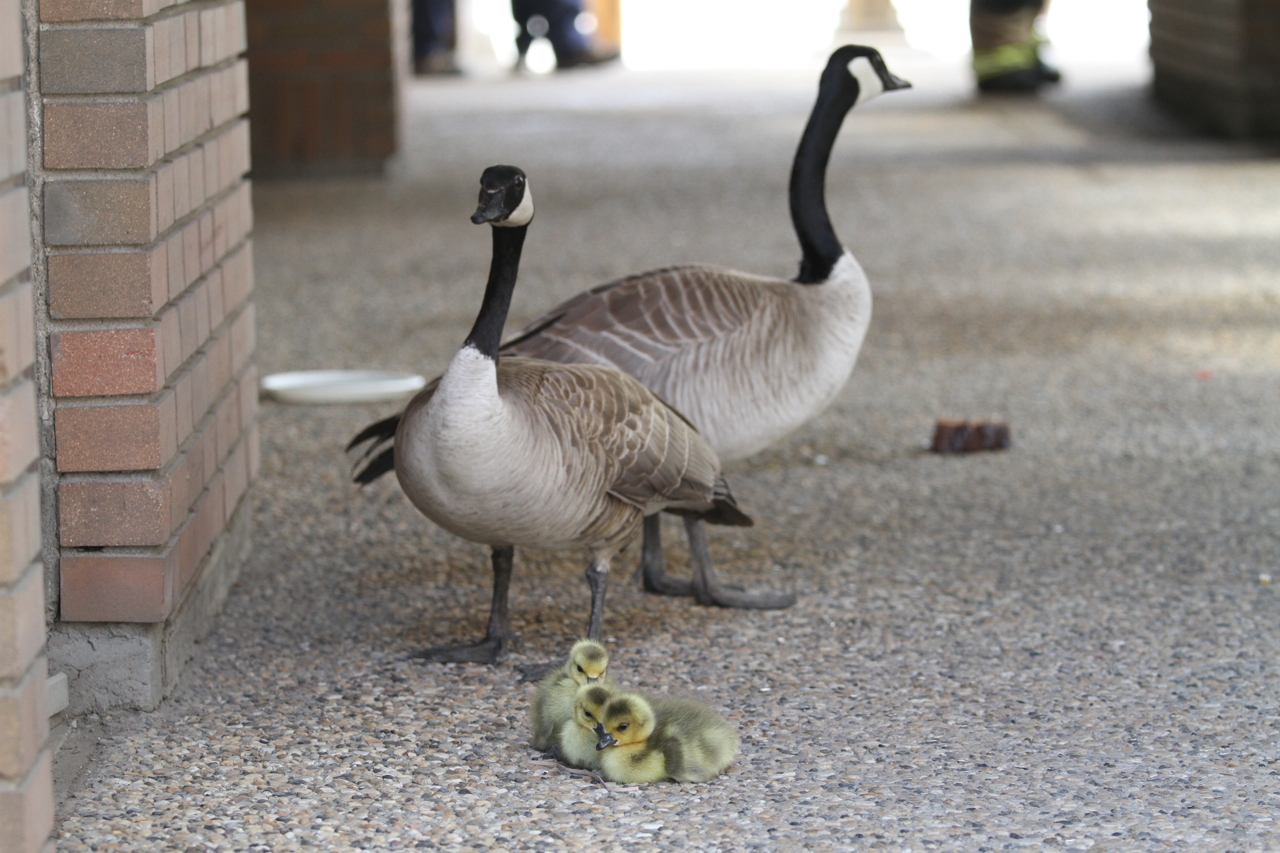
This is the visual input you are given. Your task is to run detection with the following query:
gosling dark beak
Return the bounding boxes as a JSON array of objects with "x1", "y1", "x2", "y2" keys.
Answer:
[
  {"x1": 471, "y1": 191, "x2": 506, "y2": 224},
  {"x1": 586, "y1": 676, "x2": 598, "y2": 684},
  {"x1": 883, "y1": 73, "x2": 911, "y2": 91},
  {"x1": 595, "y1": 725, "x2": 615, "y2": 751}
]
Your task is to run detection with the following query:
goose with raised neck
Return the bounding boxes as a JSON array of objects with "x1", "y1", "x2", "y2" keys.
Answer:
[
  {"x1": 350, "y1": 46, "x2": 910, "y2": 614},
  {"x1": 367, "y1": 165, "x2": 752, "y2": 664}
]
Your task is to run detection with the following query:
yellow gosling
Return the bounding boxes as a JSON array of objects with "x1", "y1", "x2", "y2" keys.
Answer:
[
  {"x1": 529, "y1": 639, "x2": 612, "y2": 752},
  {"x1": 556, "y1": 683, "x2": 614, "y2": 770},
  {"x1": 595, "y1": 692, "x2": 739, "y2": 784}
]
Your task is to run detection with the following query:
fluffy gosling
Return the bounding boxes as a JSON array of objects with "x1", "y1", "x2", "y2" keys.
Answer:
[
  {"x1": 530, "y1": 639, "x2": 612, "y2": 752},
  {"x1": 556, "y1": 683, "x2": 614, "y2": 770},
  {"x1": 595, "y1": 692, "x2": 739, "y2": 783}
]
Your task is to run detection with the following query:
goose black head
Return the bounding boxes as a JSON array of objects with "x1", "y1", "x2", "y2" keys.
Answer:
[
  {"x1": 824, "y1": 44, "x2": 912, "y2": 107},
  {"x1": 471, "y1": 165, "x2": 534, "y2": 228}
]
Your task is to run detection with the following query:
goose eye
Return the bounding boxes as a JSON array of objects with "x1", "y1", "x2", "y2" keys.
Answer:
[
  {"x1": 576, "y1": 665, "x2": 585, "y2": 673},
  {"x1": 584, "y1": 712, "x2": 594, "y2": 720},
  {"x1": 617, "y1": 723, "x2": 629, "y2": 732}
]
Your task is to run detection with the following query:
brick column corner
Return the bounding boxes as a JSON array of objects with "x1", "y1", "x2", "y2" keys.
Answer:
[{"x1": 27, "y1": 0, "x2": 259, "y2": 713}]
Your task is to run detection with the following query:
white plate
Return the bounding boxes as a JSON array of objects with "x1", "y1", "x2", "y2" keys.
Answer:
[{"x1": 260, "y1": 370, "x2": 427, "y2": 404}]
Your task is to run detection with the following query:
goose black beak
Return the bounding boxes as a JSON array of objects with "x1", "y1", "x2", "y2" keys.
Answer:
[
  {"x1": 595, "y1": 725, "x2": 615, "y2": 751},
  {"x1": 471, "y1": 191, "x2": 507, "y2": 224},
  {"x1": 884, "y1": 74, "x2": 912, "y2": 91}
]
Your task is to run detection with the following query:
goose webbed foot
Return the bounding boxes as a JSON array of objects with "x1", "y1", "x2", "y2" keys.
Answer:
[
  {"x1": 684, "y1": 518, "x2": 796, "y2": 610},
  {"x1": 411, "y1": 545, "x2": 516, "y2": 665},
  {"x1": 636, "y1": 515, "x2": 695, "y2": 597},
  {"x1": 409, "y1": 634, "x2": 510, "y2": 665}
]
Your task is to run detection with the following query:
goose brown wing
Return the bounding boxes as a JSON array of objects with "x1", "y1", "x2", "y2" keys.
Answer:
[
  {"x1": 499, "y1": 265, "x2": 771, "y2": 374},
  {"x1": 516, "y1": 360, "x2": 722, "y2": 513}
]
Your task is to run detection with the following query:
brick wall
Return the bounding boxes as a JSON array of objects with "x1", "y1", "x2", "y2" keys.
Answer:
[
  {"x1": 31, "y1": 0, "x2": 258, "y2": 711},
  {"x1": 1, "y1": 0, "x2": 54, "y2": 848},
  {"x1": 246, "y1": 0, "x2": 407, "y2": 176},
  {"x1": 1150, "y1": 0, "x2": 1280, "y2": 138}
]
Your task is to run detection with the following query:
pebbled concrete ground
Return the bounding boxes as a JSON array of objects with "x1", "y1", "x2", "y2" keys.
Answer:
[{"x1": 55, "y1": 50, "x2": 1280, "y2": 852}]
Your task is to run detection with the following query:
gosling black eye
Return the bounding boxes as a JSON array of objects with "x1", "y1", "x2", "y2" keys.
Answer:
[
  {"x1": 617, "y1": 723, "x2": 629, "y2": 732},
  {"x1": 585, "y1": 712, "x2": 594, "y2": 720},
  {"x1": 576, "y1": 665, "x2": 585, "y2": 673}
]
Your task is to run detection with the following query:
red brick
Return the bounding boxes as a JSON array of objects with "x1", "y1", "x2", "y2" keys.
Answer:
[
  {"x1": 224, "y1": 435, "x2": 248, "y2": 516},
  {"x1": 222, "y1": 241, "x2": 252, "y2": 310},
  {"x1": 0, "y1": 474, "x2": 41, "y2": 586},
  {"x1": 60, "y1": 550, "x2": 175, "y2": 622},
  {"x1": 238, "y1": 363, "x2": 258, "y2": 431},
  {"x1": 47, "y1": 248, "x2": 168, "y2": 320},
  {"x1": 43, "y1": 177, "x2": 156, "y2": 246},
  {"x1": 208, "y1": 328, "x2": 232, "y2": 393},
  {"x1": 172, "y1": 154, "x2": 192, "y2": 223},
  {"x1": 0, "y1": 657, "x2": 49, "y2": 780},
  {"x1": 193, "y1": 279, "x2": 211, "y2": 346},
  {"x1": 233, "y1": 57, "x2": 249, "y2": 115},
  {"x1": 39, "y1": 27, "x2": 155, "y2": 95},
  {"x1": 175, "y1": 508, "x2": 201, "y2": 592},
  {"x1": 155, "y1": 159, "x2": 176, "y2": 234},
  {"x1": 206, "y1": 265, "x2": 225, "y2": 329},
  {"x1": 0, "y1": 747, "x2": 53, "y2": 853},
  {"x1": 188, "y1": 147, "x2": 207, "y2": 209},
  {"x1": 173, "y1": 367, "x2": 193, "y2": 443},
  {"x1": 157, "y1": 304, "x2": 182, "y2": 380},
  {"x1": 0, "y1": 281, "x2": 35, "y2": 381},
  {"x1": 0, "y1": 380, "x2": 37, "y2": 483},
  {"x1": 54, "y1": 394, "x2": 177, "y2": 473},
  {"x1": 182, "y1": 220, "x2": 200, "y2": 286},
  {"x1": 230, "y1": 301, "x2": 255, "y2": 372},
  {"x1": 198, "y1": 211, "x2": 215, "y2": 273},
  {"x1": 165, "y1": 230, "x2": 185, "y2": 301},
  {"x1": 189, "y1": 355, "x2": 210, "y2": 426},
  {"x1": 246, "y1": 420, "x2": 259, "y2": 480},
  {"x1": 162, "y1": 86, "x2": 181, "y2": 153},
  {"x1": 43, "y1": 99, "x2": 163, "y2": 170},
  {"x1": 214, "y1": 391, "x2": 240, "y2": 462},
  {"x1": 0, "y1": 564, "x2": 44, "y2": 680},
  {"x1": 201, "y1": 137, "x2": 220, "y2": 200},
  {"x1": 40, "y1": 0, "x2": 159, "y2": 22},
  {"x1": 59, "y1": 478, "x2": 172, "y2": 547},
  {"x1": 177, "y1": 288, "x2": 198, "y2": 363},
  {"x1": 50, "y1": 328, "x2": 162, "y2": 397},
  {"x1": 184, "y1": 9, "x2": 200, "y2": 73}
]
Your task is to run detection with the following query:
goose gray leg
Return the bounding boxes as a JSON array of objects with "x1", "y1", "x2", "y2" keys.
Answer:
[
  {"x1": 412, "y1": 545, "x2": 515, "y2": 664},
  {"x1": 637, "y1": 515, "x2": 694, "y2": 596},
  {"x1": 585, "y1": 557, "x2": 610, "y2": 641},
  {"x1": 685, "y1": 518, "x2": 796, "y2": 610}
]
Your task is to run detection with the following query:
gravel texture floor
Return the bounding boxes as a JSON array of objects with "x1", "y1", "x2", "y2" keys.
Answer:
[{"x1": 55, "y1": 52, "x2": 1280, "y2": 852}]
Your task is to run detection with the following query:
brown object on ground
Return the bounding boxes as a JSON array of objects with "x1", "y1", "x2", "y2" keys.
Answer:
[{"x1": 931, "y1": 419, "x2": 1012, "y2": 453}]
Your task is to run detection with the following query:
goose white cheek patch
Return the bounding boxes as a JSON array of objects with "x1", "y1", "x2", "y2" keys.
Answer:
[
  {"x1": 848, "y1": 56, "x2": 885, "y2": 105},
  {"x1": 496, "y1": 185, "x2": 534, "y2": 227}
]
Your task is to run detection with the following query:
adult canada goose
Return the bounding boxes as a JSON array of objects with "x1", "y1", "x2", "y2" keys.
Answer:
[
  {"x1": 555, "y1": 683, "x2": 614, "y2": 770},
  {"x1": 594, "y1": 692, "x2": 740, "y2": 784},
  {"x1": 355, "y1": 165, "x2": 751, "y2": 664},
  {"x1": 350, "y1": 46, "x2": 910, "y2": 612},
  {"x1": 530, "y1": 639, "x2": 613, "y2": 752}
]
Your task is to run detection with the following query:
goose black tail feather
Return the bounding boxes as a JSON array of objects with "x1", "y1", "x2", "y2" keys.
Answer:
[
  {"x1": 347, "y1": 413, "x2": 401, "y2": 485},
  {"x1": 353, "y1": 447, "x2": 396, "y2": 485},
  {"x1": 668, "y1": 476, "x2": 754, "y2": 527}
]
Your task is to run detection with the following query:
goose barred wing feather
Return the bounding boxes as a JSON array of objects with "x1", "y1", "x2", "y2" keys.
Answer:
[
  {"x1": 504, "y1": 359, "x2": 750, "y2": 527},
  {"x1": 500, "y1": 265, "x2": 773, "y2": 375}
]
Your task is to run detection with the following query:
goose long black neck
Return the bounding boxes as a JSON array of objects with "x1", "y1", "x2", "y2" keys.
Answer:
[
  {"x1": 790, "y1": 70, "x2": 859, "y2": 285},
  {"x1": 464, "y1": 224, "x2": 528, "y2": 360}
]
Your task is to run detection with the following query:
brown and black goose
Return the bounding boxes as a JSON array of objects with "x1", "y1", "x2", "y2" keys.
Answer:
[
  {"x1": 356, "y1": 165, "x2": 750, "y2": 664},
  {"x1": 352, "y1": 46, "x2": 909, "y2": 612}
]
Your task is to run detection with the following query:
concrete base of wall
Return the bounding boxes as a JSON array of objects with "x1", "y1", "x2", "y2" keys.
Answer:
[{"x1": 47, "y1": 499, "x2": 252, "y2": 714}]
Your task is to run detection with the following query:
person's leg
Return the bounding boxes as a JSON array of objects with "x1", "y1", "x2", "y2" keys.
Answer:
[{"x1": 970, "y1": 0, "x2": 1059, "y2": 93}]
